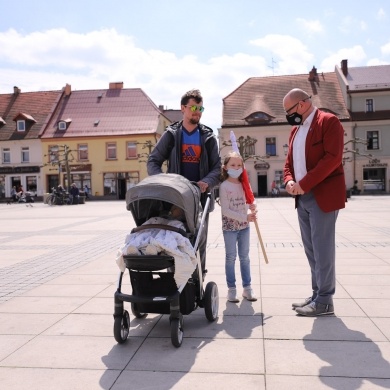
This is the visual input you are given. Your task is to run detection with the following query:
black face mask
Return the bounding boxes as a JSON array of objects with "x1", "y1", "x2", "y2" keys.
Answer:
[{"x1": 286, "y1": 111, "x2": 303, "y2": 126}]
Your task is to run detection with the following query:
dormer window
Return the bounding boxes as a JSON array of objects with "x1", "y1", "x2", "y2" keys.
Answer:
[
  {"x1": 13, "y1": 113, "x2": 36, "y2": 133},
  {"x1": 57, "y1": 118, "x2": 72, "y2": 131},
  {"x1": 17, "y1": 120, "x2": 26, "y2": 132},
  {"x1": 245, "y1": 112, "x2": 273, "y2": 124},
  {"x1": 58, "y1": 121, "x2": 67, "y2": 131}
]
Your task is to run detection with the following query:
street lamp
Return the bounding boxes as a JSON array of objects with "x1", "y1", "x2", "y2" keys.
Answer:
[{"x1": 283, "y1": 144, "x2": 289, "y2": 156}]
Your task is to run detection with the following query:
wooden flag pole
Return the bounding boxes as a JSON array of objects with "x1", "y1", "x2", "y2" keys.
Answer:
[{"x1": 254, "y1": 220, "x2": 269, "y2": 264}]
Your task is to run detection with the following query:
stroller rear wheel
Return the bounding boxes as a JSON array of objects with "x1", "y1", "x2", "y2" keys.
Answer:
[
  {"x1": 170, "y1": 314, "x2": 184, "y2": 348},
  {"x1": 131, "y1": 302, "x2": 147, "y2": 319},
  {"x1": 204, "y1": 282, "x2": 219, "y2": 321},
  {"x1": 113, "y1": 310, "x2": 130, "y2": 344}
]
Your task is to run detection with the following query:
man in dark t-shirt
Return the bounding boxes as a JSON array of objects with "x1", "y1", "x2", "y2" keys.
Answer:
[{"x1": 147, "y1": 89, "x2": 221, "y2": 273}]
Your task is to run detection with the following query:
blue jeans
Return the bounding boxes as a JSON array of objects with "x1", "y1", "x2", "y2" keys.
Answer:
[{"x1": 223, "y1": 227, "x2": 251, "y2": 288}]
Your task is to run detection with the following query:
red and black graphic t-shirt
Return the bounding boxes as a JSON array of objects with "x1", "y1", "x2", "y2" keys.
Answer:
[{"x1": 181, "y1": 126, "x2": 201, "y2": 182}]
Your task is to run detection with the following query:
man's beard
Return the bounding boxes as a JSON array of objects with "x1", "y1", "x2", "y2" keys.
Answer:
[{"x1": 189, "y1": 117, "x2": 200, "y2": 125}]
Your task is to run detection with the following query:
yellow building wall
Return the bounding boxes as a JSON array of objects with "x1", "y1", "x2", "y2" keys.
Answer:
[{"x1": 40, "y1": 133, "x2": 161, "y2": 197}]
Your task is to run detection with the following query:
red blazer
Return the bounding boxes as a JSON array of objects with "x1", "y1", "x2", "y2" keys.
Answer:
[{"x1": 284, "y1": 109, "x2": 346, "y2": 212}]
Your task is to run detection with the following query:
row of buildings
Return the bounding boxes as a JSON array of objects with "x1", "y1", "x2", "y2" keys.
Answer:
[{"x1": 1, "y1": 60, "x2": 390, "y2": 200}]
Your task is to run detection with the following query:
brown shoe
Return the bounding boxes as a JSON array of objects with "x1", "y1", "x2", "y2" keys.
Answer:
[
  {"x1": 292, "y1": 297, "x2": 312, "y2": 310},
  {"x1": 295, "y1": 301, "x2": 334, "y2": 317}
]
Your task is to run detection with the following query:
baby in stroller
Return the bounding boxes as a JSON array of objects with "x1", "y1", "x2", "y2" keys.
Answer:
[{"x1": 116, "y1": 204, "x2": 197, "y2": 289}]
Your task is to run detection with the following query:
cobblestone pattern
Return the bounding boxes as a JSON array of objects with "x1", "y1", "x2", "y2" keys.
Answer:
[{"x1": 0, "y1": 228, "x2": 125, "y2": 302}]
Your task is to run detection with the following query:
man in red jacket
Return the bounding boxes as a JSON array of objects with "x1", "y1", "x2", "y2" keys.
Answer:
[{"x1": 283, "y1": 88, "x2": 346, "y2": 316}]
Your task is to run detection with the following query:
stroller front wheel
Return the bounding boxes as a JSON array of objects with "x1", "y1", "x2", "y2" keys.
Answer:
[
  {"x1": 113, "y1": 310, "x2": 130, "y2": 344},
  {"x1": 170, "y1": 314, "x2": 184, "y2": 348},
  {"x1": 204, "y1": 282, "x2": 219, "y2": 321}
]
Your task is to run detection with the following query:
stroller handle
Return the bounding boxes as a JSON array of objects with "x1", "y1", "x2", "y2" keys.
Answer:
[{"x1": 193, "y1": 194, "x2": 211, "y2": 252}]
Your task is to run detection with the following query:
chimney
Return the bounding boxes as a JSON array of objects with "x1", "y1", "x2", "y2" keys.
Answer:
[
  {"x1": 64, "y1": 83, "x2": 72, "y2": 96},
  {"x1": 109, "y1": 82, "x2": 124, "y2": 90},
  {"x1": 158, "y1": 105, "x2": 164, "y2": 111},
  {"x1": 308, "y1": 66, "x2": 318, "y2": 81},
  {"x1": 13, "y1": 86, "x2": 21, "y2": 95},
  {"x1": 341, "y1": 59, "x2": 348, "y2": 76}
]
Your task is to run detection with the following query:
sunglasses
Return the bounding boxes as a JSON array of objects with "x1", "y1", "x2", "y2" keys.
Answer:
[
  {"x1": 185, "y1": 105, "x2": 205, "y2": 112},
  {"x1": 284, "y1": 96, "x2": 311, "y2": 114}
]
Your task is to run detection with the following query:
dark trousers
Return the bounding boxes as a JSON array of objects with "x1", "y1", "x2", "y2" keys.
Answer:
[{"x1": 297, "y1": 192, "x2": 338, "y2": 305}]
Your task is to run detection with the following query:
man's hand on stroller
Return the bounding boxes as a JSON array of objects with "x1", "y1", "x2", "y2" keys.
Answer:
[{"x1": 197, "y1": 180, "x2": 208, "y2": 193}]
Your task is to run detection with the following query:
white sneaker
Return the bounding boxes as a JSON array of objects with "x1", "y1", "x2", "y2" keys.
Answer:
[
  {"x1": 242, "y1": 287, "x2": 257, "y2": 301},
  {"x1": 227, "y1": 287, "x2": 239, "y2": 302}
]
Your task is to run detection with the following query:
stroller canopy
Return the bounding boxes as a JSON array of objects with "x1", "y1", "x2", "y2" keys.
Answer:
[{"x1": 126, "y1": 173, "x2": 201, "y2": 234}]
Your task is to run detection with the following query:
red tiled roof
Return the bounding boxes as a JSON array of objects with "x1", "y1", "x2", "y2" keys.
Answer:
[
  {"x1": 41, "y1": 87, "x2": 165, "y2": 138},
  {"x1": 222, "y1": 71, "x2": 350, "y2": 127},
  {"x1": 0, "y1": 90, "x2": 62, "y2": 141},
  {"x1": 163, "y1": 109, "x2": 182, "y2": 123}
]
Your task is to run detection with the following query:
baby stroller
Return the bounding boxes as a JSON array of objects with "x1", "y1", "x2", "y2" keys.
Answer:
[{"x1": 113, "y1": 173, "x2": 219, "y2": 347}]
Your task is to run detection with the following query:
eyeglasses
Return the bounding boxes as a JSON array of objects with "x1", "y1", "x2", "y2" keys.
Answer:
[
  {"x1": 185, "y1": 105, "x2": 205, "y2": 112},
  {"x1": 284, "y1": 96, "x2": 311, "y2": 114}
]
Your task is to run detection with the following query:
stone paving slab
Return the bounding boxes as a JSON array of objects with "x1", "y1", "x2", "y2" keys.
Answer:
[{"x1": 0, "y1": 197, "x2": 390, "y2": 389}]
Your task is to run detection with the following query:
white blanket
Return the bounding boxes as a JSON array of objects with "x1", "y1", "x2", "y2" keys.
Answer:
[{"x1": 116, "y1": 217, "x2": 197, "y2": 288}]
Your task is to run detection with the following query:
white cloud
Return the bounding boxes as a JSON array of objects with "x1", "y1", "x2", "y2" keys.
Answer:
[
  {"x1": 0, "y1": 27, "x2": 386, "y2": 132},
  {"x1": 296, "y1": 18, "x2": 324, "y2": 34},
  {"x1": 377, "y1": 8, "x2": 387, "y2": 20},
  {"x1": 381, "y1": 41, "x2": 390, "y2": 56},
  {"x1": 1, "y1": 28, "x2": 273, "y2": 131},
  {"x1": 321, "y1": 46, "x2": 367, "y2": 70},
  {"x1": 249, "y1": 34, "x2": 314, "y2": 74},
  {"x1": 367, "y1": 58, "x2": 389, "y2": 66}
]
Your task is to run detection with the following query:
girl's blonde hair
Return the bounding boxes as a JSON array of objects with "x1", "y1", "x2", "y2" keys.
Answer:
[{"x1": 220, "y1": 151, "x2": 244, "y2": 182}]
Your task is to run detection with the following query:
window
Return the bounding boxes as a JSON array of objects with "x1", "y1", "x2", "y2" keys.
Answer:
[
  {"x1": 17, "y1": 120, "x2": 26, "y2": 132},
  {"x1": 58, "y1": 121, "x2": 67, "y2": 131},
  {"x1": 266, "y1": 137, "x2": 276, "y2": 156},
  {"x1": 49, "y1": 145, "x2": 59, "y2": 163},
  {"x1": 127, "y1": 142, "x2": 137, "y2": 159},
  {"x1": 243, "y1": 140, "x2": 255, "y2": 159},
  {"x1": 78, "y1": 144, "x2": 88, "y2": 161},
  {"x1": 127, "y1": 171, "x2": 140, "y2": 189},
  {"x1": 21, "y1": 147, "x2": 29, "y2": 163},
  {"x1": 367, "y1": 131, "x2": 379, "y2": 150},
  {"x1": 26, "y1": 176, "x2": 37, "y2": 193},
  {"x1": 274, "y1": 170, "x2": 283, "y2": 188},
  {"x1": 103, "y1": 172, "x2": 117, "y2": 195},
  {"x1": 2, "y1": 148, "x2": 10, "y2": 163},
  {"x1": 366, "y1": 99, "x2": 374, "y2": 113},
  {"x1": 106, "y1": 143, "x2": 117, "y2": 160}
]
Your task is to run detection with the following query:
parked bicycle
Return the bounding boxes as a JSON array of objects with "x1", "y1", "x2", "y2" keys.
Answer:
[{"x1": 47, "y1": 187, "x2": 72, "y2": 206}]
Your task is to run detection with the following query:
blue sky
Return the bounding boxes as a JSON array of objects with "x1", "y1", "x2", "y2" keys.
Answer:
[{"x1": 0, "y1": 0, "x2": 389, "y2": 131}]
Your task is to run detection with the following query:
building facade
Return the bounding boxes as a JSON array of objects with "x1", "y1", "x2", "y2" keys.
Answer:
[
  {"x1": 39, "y1": 83, "x2": 169, "y2": 200},
  {"x1": 0, "y1": 87, "x2": 62, "y2": 198},
  {"x1": 336, "y1": 60, "x2": 390, "y2": 194},
  {"x1": 0, "y1": 83, "x2": 170, "y2": 201}
]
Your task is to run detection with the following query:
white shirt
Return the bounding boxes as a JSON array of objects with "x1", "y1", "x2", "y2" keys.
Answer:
[
  {"x1": 219, "y1": 180, "x2": 249, "y2": 231},
  {"x1": 293, "y1": 108, "x2": 317, "y2": 182}
]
